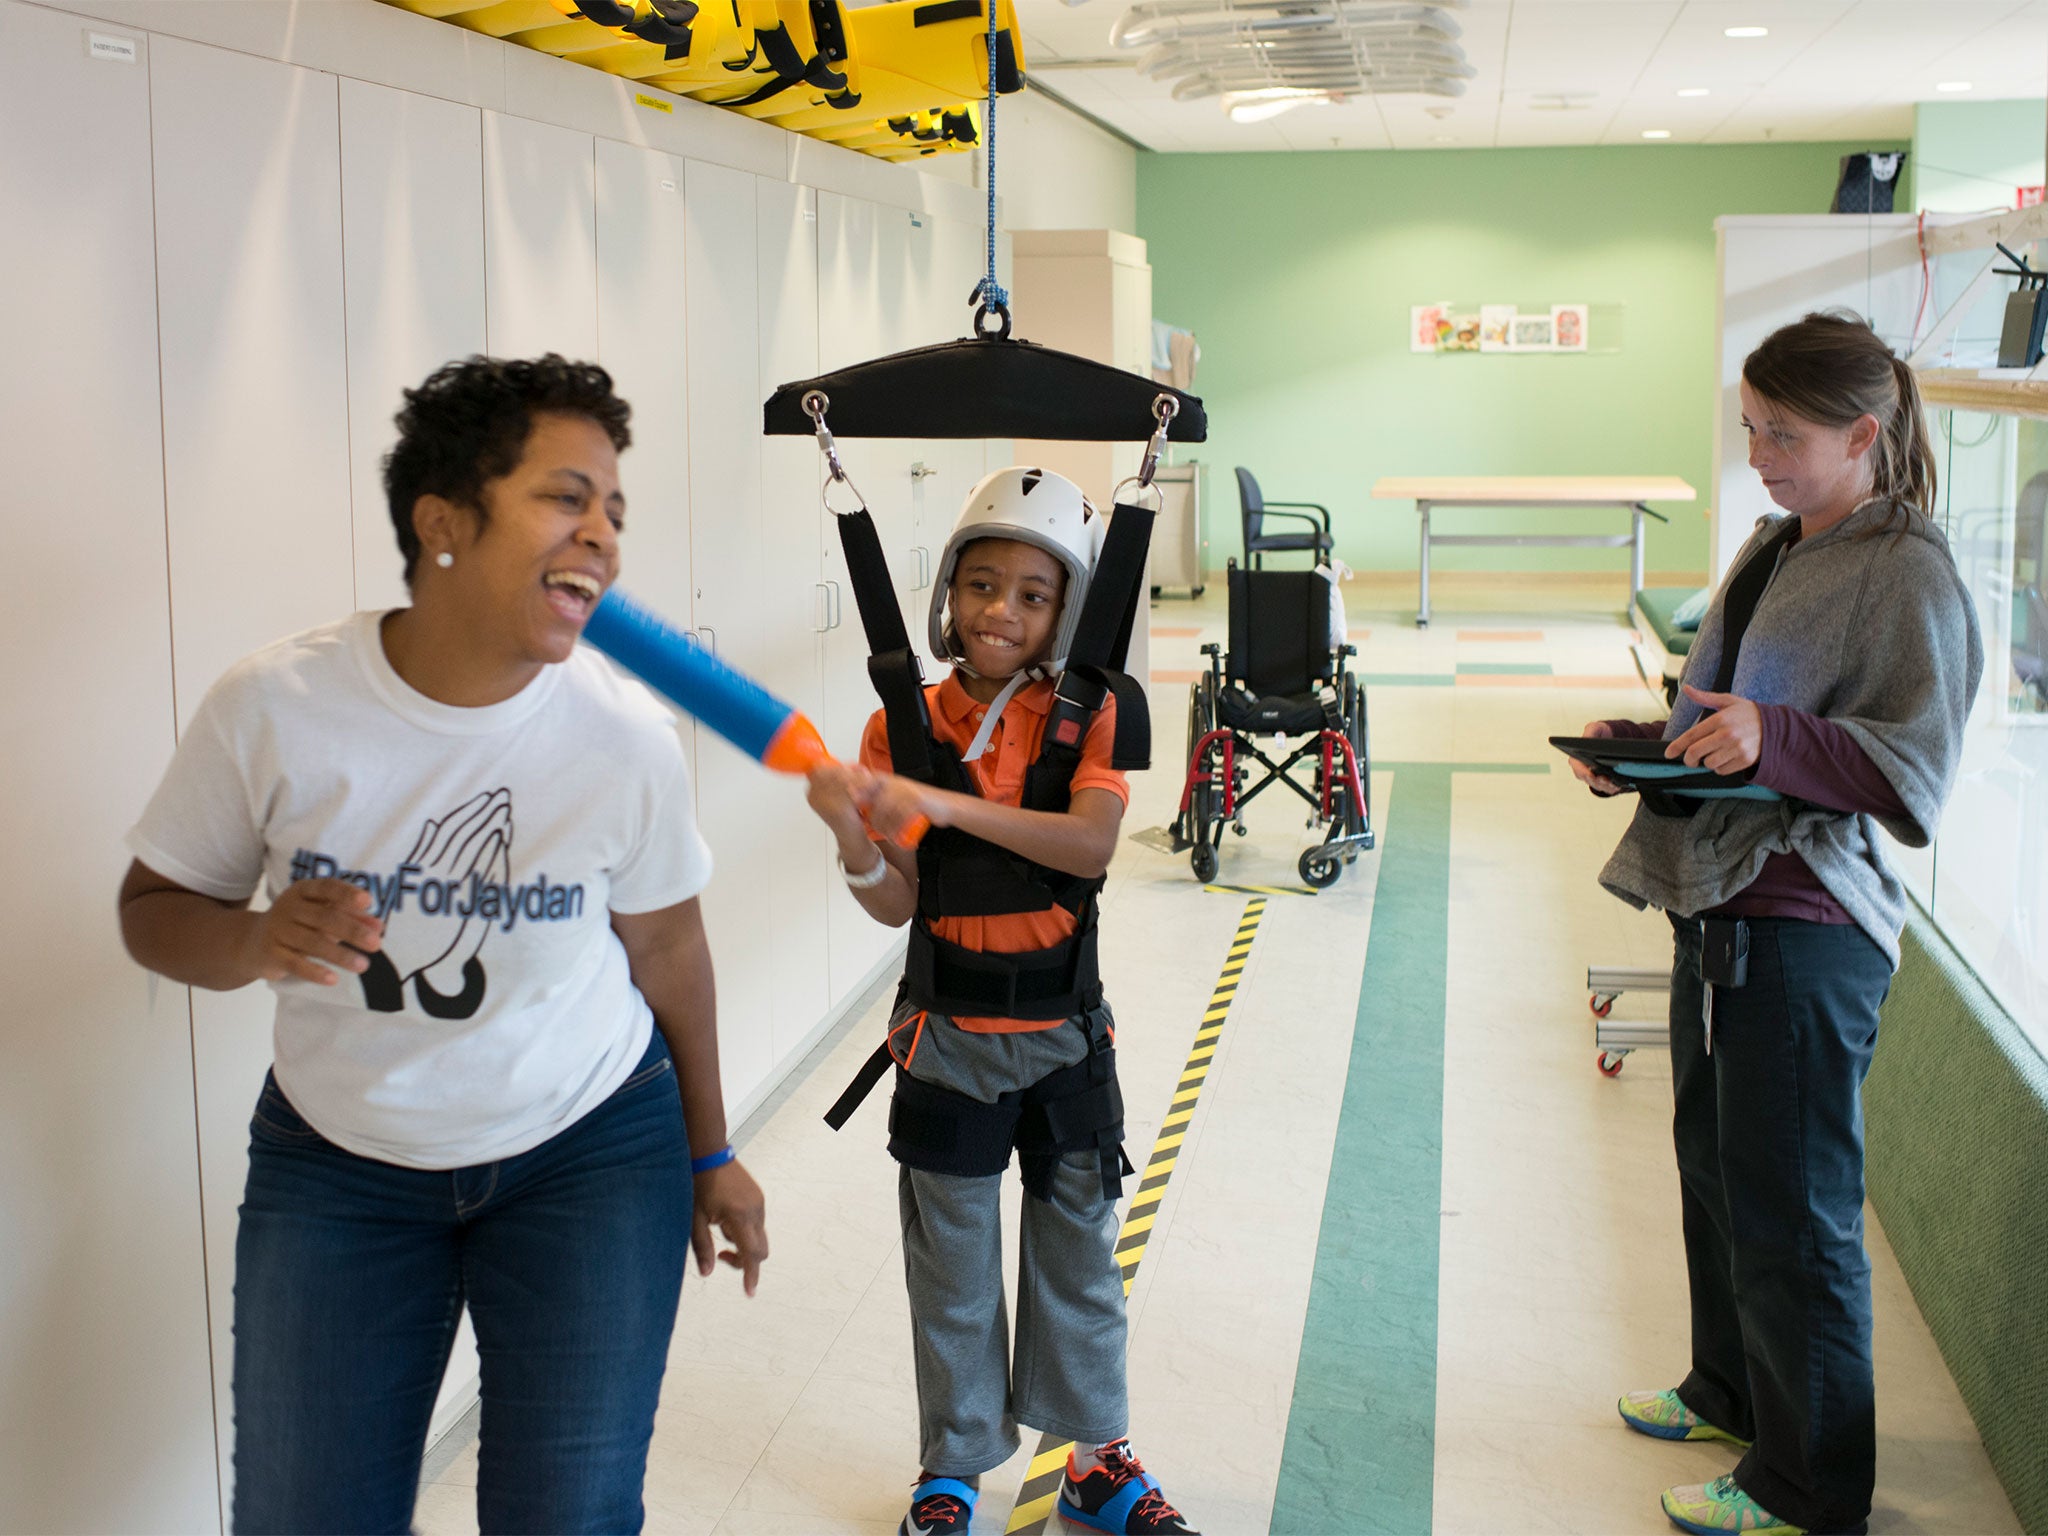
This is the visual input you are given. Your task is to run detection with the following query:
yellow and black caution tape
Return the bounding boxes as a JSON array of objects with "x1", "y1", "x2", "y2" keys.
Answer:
[
  {"x1": 1004, "y1": 897, "x2": 1267, "y2": 1534},
  {"x1": 1202, "y1": 882, "x2": 1318, "y2": 897}
]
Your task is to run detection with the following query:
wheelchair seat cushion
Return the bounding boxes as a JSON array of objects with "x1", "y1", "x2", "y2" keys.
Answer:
[{"x1": 1217, "y1": 683, "x2": 1329, "y2": 736}]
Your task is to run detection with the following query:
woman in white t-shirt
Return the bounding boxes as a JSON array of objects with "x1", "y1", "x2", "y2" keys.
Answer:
[{"x1": 118, "y1": 355, "x2": 768, "y2": 1535}]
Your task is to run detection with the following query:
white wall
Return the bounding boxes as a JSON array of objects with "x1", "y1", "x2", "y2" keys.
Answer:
[
  {"x1": 0, "y1": 0, "x2": 1002, "y2": 1525},
  {"x1": 972, "y1": 88, "x2": 1139, "y2": 235}
]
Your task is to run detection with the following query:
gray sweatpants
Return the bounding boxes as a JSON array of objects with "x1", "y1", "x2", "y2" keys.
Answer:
[{"x1": 892, "y1": 1001, "x2": 1130, "y2": 1476}]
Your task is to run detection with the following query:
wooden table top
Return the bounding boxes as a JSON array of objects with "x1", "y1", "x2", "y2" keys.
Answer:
[{"x1": 1371, "y1": 475, "x2": 1698, "y2": 503}]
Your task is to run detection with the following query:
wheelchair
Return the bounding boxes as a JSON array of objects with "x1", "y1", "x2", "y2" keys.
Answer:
[{"x1": 1166, "y1": 561, "x2": 1372, "y2": 888}]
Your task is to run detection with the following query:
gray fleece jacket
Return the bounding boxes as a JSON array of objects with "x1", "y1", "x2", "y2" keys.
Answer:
[{"x1": 1599, "y1": 499, "x2": 1983, "y2": 969}]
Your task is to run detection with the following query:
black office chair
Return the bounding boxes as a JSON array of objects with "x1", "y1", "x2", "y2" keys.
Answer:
[{"x1": 1236, "y1": 466, "x2": 1333, "y2": 570}]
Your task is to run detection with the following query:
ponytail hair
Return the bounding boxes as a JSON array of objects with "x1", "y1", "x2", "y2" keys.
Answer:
[{"x1": 1742, "y1": 310, "x2": 1938, "y2": 541}]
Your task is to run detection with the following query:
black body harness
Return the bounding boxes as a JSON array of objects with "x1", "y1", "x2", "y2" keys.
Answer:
[{"x1": 819, "y1": 455, "x2": 1157, "y2": 1201}]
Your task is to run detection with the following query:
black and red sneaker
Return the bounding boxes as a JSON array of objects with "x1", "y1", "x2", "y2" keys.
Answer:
[
  {"x1": 1058, "y1": 1441, "x2": 1199, "y2": 1534},
  {"x1": 899, "y1": 1476, "x2": 977, "y2": 1536}
]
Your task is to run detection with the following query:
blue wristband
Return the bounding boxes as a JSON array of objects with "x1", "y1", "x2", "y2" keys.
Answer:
[{"x1": 690, "y1": 1144, "x2": 737, "y2": 1174}]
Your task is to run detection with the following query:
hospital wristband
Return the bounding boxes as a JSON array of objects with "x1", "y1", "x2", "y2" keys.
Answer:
[{"x1": 690, "y1": 1145, "x2": 737, "y2": 1175}]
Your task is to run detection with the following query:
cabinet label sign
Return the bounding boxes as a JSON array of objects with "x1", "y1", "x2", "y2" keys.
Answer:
[
  {"x1": 633, "y1": 93, "x2": 674, "y2": 114},
  {"x1": 87, "y1": 30, "x2": 140, "y2": 63}
]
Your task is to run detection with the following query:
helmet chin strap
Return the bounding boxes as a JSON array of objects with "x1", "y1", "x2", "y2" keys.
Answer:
[{"x1": 962, "y1": 666, "x2": 1040, "y2": 762}]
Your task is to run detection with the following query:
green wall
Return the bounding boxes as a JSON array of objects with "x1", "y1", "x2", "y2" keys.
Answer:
[
  {"x1": 1137, "y1": 141, "x2": 1906, "y2": 577},
  {"x1": 1914, "y1": 98, "x2": 2046, "y2": 214}
]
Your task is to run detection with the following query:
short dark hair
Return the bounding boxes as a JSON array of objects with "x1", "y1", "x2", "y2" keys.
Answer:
[{"x1": 382, "y1": 354, "x2": 633, "y2": 583}]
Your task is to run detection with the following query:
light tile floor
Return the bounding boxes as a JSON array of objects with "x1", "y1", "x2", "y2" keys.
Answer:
[{"x1": 416, "y1": 580, "x2": 2017, "y2": 1536}]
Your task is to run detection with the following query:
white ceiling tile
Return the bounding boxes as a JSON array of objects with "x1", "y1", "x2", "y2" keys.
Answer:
[{"x1": 1007, "y1": 0, "x2": 2041, "y2": 153}]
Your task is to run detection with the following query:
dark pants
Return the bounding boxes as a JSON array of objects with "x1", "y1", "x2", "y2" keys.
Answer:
[
  {"x1": 1667, "y1": 915, "x2": 1891, "y2": 1535},
  {"x1": 230, "y1": 1030, "x2": 691, "y2": 1535}
]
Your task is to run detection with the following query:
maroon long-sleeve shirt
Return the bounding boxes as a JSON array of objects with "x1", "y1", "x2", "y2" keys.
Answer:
[{"x1": 1600, "y1": 705, "x2": 1908, "y2": 923}]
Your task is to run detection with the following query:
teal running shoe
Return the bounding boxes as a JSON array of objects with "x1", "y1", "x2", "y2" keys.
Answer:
[
  {"x1": 1619, "y1": 1389, "x2": 1752, "y2": 1447},
  {"x1": 1662, "y1": 1474, "x2": 1804, "y2": 1535}
]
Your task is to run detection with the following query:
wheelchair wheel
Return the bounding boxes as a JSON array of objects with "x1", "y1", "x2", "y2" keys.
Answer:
[
  {"x1": 1298, "y1": 848, "x2": 1341, "y2": 888},
  {"x1": 1186, "y1": 672, "x2": 1222, "y2": 881},
  {"x1": 1341, "y1": 673, "x2": 1371, "y2": 845}
]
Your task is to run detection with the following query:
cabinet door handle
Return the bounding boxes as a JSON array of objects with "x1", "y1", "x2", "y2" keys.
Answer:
[
  {"x1": 697, "y1": 626, "x2": 717, "y2": 656},
  {"x1": 815, "y1": 582, "x2": 831, "y2": 633},
  {"x1": 828, "y1": 580, "x2": 842, "y2": 630}
]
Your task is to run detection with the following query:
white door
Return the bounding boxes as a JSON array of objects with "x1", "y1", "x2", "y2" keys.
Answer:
[
  {"x1": 339, "y1": 72, "x2": 490, "y2": 1443},
  {"x1": 340, "y1": 78, "x2": 487, "y2": 615},
  {"x1": 150, "y1": 32, "x2": 359, "y2": 1509},
  {"x1": 0, "y1": 7, "x2": 218, "y2": 1528},
  {"x1": 484, "y1": 112, "x2": 598, "y2": 361},
  {"x1": 594, "y1": 135, "x2": 697, "y2": 795},
  {"x1": 755, "y1": 176, "x2": 834, "y2": 1063},
  {"x1": 682, "y1": 159, "x2": 779, "y2": 1110},
  {"x1": 816, "y1": 192, "x2": 914, "y2": 996}
]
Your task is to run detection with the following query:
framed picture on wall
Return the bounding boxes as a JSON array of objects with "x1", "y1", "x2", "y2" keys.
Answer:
[
  {"x1": 1552, "y1": 303, "x2": 1590, "y2": 351},
  {"x1": 1480, "y1": 305, "x2": 1516, "y2": 352},
  {"x1": 1442, "y1": 312, "x2": 1482, "y2": 352},
  {"x1": 1510, "y1": 313, "x2": 1555, "y2": 351},
  {"x1": 1411, "y1": 304, "x2": 1451, "y2": 352}
]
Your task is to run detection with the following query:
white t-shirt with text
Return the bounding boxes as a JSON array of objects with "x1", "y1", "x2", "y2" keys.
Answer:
[{"x1": 128, "y1": 611, "x2": 713, "y2": 1169}]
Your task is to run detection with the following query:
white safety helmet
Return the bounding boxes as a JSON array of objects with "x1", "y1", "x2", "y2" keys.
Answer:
[{"x1": 929, "y1": 466, "x2": 1104, "y2": 674}]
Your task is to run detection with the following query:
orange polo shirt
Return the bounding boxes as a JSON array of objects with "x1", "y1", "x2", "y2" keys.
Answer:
[{"x1": 859, "y1": 671, "x2": 1129, "y2": 1033}]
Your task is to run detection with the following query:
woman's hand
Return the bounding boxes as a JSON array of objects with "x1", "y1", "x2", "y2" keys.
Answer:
[
  {"x1": 1570, "y1": 720, "x2": 1627, "y2": 797},
  {"x1": 241, "y1": 879, "x2": 385, "y2": 986},
  {"x1": 1667, "y1": 686, "x2": 1763, "y2": 775},
  {"x1": 691, "y1": 1159, "x2": 769, "y2": 1296},
  {"x1": 858, "y1": 773, "x2": 938, "y2": 842}
]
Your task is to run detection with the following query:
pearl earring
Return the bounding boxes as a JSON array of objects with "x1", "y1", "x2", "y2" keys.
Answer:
[{"x1": 435, "y1": 551, "x2": 454, "y2": 569}]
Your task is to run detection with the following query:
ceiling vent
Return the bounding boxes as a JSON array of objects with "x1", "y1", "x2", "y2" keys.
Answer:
[{"x1": 1109, "y1": 0, "x2": 1473, "y2": 110}]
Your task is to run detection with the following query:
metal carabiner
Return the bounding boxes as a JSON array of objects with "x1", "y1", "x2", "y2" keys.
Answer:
[
  {"x1": 803, "y1": 389, "x2": 868, "y2": 515},
  {"x1": 1136, "y1": 393, "x2": 1179, "y2": 489}
]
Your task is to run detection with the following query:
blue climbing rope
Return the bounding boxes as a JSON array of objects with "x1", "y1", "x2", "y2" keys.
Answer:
[{"x1": 974, "y1": 0, "x2": 1007, "y2": 320}]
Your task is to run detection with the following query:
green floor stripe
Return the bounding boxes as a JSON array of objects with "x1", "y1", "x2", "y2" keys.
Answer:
[
  {"x1": 1358, "y1": 673, "x2": 1454, "y2": 688},
  {"x1": 1455, "y1": 661, "x2": 1552, "y2": 675},
  {"x1": 1273, "y1": 765, "x2": 1457, "y2": 1535}
]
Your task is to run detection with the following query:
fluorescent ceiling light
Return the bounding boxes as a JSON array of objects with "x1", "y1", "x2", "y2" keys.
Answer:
[
  {"x1": 1937, "y1": 81, "x2": 1973, "y2": 92},
  {"x1": 1642, "y1": 128, "x2": 1672, "y2": 139},
  {"x1": 1724, "y1": 25, "x2": 1768, "y2": 38},
  {"x1": 1677, "y1": 87, "x2": 1710, "y2": 97},
  {"x1": 1221, "y1": 86, "x2": 1332, "y2": 123}
]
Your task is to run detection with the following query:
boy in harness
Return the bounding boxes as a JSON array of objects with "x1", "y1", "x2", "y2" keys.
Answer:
[{"x1": 806, "y1": 467, "x2": 1199, "y2": 1536}]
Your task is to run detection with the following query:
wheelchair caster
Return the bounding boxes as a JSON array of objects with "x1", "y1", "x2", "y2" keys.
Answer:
[
  {"x1": 1298, "y1": 850, "x2": 1341, "y2": 889},
  {"x1": 1191, "y1": 846, "x2": 1219, "y2": 883},
  {"x1": 1597, "y1": 1051, "x2": 1628, "y2": 1078},
  {"x1": 1232, "y1": 822, "x2": 1248, "y2": 837},
  {"x1": 1589, "y1": 994, "x2": 1615, "y2": 1019}
]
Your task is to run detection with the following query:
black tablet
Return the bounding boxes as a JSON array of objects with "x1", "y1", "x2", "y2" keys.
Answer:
[{"x1": 1549, "y1": 735, "x2": 1781, "y2": 802}]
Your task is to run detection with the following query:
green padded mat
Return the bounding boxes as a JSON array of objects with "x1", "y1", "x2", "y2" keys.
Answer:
[
  {"x1": 1634, "y1": 587, "x2": 1702, "y2": 657},
  {"x1": 1865, "y1": 911, "x2": 2048, "y2": 1531}
]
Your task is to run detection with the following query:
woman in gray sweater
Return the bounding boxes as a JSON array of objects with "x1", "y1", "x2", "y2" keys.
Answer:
[{"x1": 1572, "y1": 312, "x2": 1982, "y2": 1536}]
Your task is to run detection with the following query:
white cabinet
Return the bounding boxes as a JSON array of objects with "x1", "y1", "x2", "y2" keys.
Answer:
[
  {"x1": 682, "y1": 159, "x2": 781, "y2": 1111},
  {"x1": 340, "y1": 78, "x2": 487, "y2": 615},
  {"x1": 755, "y1": 176, "x2": 836, "y2": 1065},
  {"x1": 485, "y1": 112, "x2": 598, "y2": 361},
  {"x1": 340, "y1": 72, "x2": 489, "y2": 1446},
  {"x1": 595, "y1": 135, "x2": 698, "y2": 790},
  {"x1": 149, "y1": 32, "x2": 360, "y2": 1512},
  {"x1": 0, "y1": 7, "x2": 219, "y2": 1530}
]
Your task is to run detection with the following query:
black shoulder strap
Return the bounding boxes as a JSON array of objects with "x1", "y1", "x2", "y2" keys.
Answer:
[
  {"x1": 1068, "y1": 503, "x2": 1154, "y2": 672},
  {"x1": 1053, "y1": 665, "x2": 1149, "y2": 771},
  {"x1": 1712, "y1": 519, "x2": 1802, "y2": 695}
]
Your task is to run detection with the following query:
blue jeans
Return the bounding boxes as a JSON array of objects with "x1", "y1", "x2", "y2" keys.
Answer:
[
  {"x1": 1668, "y1": 915, "x2": 1891, "y2": 1536},
  {"x1": 230, "y1": 1030, "x2": 691, "y2": 1535}
]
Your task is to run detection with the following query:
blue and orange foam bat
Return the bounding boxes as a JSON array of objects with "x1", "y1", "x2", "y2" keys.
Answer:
[{"x1": 583, "y1": 589, "x2": 926, "y2": 845}]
